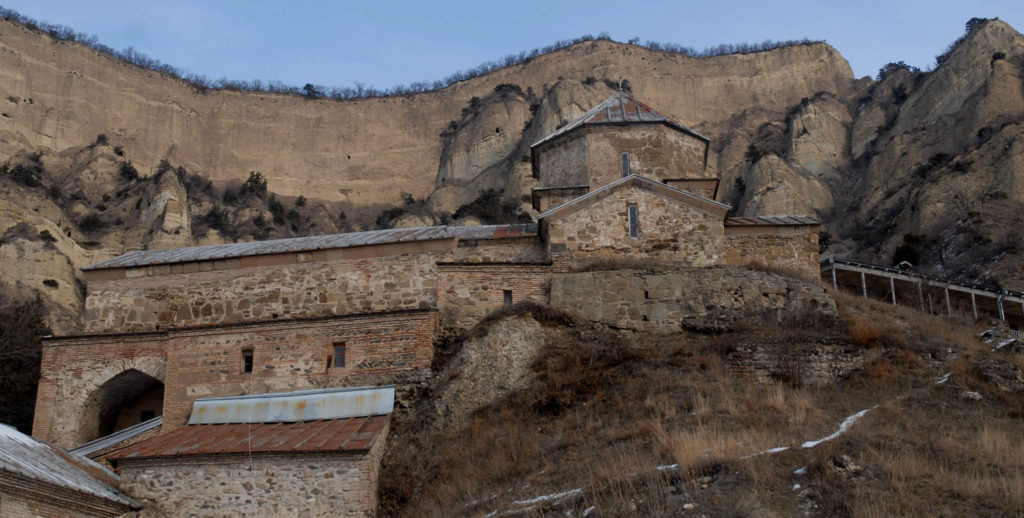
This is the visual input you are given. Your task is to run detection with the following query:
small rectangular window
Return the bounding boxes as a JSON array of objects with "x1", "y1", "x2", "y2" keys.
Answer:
[
  {"x1": 333, "y1": 344, "x2": 346, "y2": 368},
  {"x1": 621, "y1": 152, "x2": 630, "y2": 178},
  {"x1": 628, "y1": 204, "x2": 639, "y2": 238},
  {"x1": 503, "y1": 290, "x2": 513, "y2": 308},
  {"x1": 241, "y1": 349, "x2": 254, "y2": 374}
]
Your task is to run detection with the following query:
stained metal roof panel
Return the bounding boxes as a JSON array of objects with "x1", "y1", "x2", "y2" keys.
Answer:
[{"x1": 725, "y1": 215, "x2": 821, "y2": 226}]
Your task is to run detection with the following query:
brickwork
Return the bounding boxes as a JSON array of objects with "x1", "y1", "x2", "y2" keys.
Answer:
[
  {"x1": 33, "y1": 334, "x2": 167, "y2": 448},
  {"x1": 161, "y1": 311, "x2": 434, "y2": 431},
  {"x1": 724, "y1": 225, "x2": 821, "y2": 280},
  {"x1": 33, "y1": 311, "x2": 434, "y2": 446},
  {"x1": 0, "y1": 473, "x2": 132, "y2": 517},
  {"x1": 545, "y1": 182, "x2": 726, "y2": 270},
  {"x1": 117, "y1": 428, "x2": 388, "y2": 518},
  {"x1": 550, "y1": 267, "x2": 837, "y2": 332},
  {"x1": 584, "y1": 125, "x2": 708, "y2": 187},
  {"x1": 437, "y1": 263, "x2": 552, "y2": 329},
  {"x1": 84, "y1": 251, "x2": 445, "y2": 333}
]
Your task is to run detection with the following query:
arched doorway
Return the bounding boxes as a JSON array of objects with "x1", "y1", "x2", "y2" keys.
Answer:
[{"x1": 79, "y1": 369, "x2": 164, "y2": 443}]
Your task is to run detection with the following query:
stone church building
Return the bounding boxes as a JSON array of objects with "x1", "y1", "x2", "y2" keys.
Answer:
[{"x1": 28, "y1": 92, "x2": 821, "y2": 516}]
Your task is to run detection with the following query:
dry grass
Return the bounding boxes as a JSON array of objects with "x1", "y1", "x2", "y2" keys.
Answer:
[{"x1": 380, "y1": 297, "x2": 1021, "y2": 517}]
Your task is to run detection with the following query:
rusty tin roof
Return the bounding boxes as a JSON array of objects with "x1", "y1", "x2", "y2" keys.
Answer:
[
  {"x1": 83, "y1": 223, "x2": 539, "y2": 271},
  {"x1": 725, "y1": 215, "x2": 821, "y2": 226},
  {"x1": 107, "y1": 416, "x2": 389, "y2": 460},
  {"x1": 531, "y1": 91, "x2": 708, "y2": 149}
]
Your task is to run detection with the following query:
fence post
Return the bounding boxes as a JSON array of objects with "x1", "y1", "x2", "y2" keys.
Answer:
[
  {"x1": 830, "y1": 257, "x2": 837, "y2": 289},
  {"x1": 861, "y1": 272, "x2": 867, "y2": 297},
  {"x1": 944, "y1": 287, "x2": 951, "y2": 316},
  {"x1": 971, "y1": 293, "x2": 978, "y2": 320},
  {"x1": 890, "y1": 277, "x2": 897, "y2": 305}
]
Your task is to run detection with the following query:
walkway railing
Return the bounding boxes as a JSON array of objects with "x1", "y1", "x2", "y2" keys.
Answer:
[{"x1": 821, "y1": 257, "x2": 1024, "y2": 322}]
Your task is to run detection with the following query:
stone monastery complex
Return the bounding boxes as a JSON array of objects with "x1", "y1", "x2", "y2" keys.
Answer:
[{"x1": 8, "y1": 93, "x2": 823, "y2": 516}]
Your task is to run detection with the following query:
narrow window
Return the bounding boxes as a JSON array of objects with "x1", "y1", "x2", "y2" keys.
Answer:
[
  {"x1": 333, "y1": 343, "x2": 346, "y2": 368},
  {"x1": 628, "y1": 204, "x2": 639, "y2": 238},
  {"x1": 241, "y1": 349, "x2": 254, "y2": 374},
  {"x1": 503, "y1": 290, "x2": 513, "y2": 308},
  {"x1": 621, "y1": 152, "x2": 630, "y2": 177}
]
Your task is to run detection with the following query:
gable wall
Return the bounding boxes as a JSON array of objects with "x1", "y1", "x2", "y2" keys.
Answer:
[
  {"x1": 585, "y1": 125, "x2": 708, "y2": 188},
  {"x1": 723, "y1": 226, "x2": 821, "y2": 279},
  {"x1": 545, "y1": 183, "x2": 725, "y2": 270},
  {"x1": 535, "y1": 132, "x2": 588, "y2": 188}
]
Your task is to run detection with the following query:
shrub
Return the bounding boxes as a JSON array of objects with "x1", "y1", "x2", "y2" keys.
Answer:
[
  {"x1": 78, "y1": 212, "x2": 103, "y2": 233},
  {"x1": 201, "y1": 206, "x2": 231, "y2": 235},
  {"x1": 582, "y1": 76, "x2": 597, "y2": 85},
  {"x1": 493, "y1": 83, "x2": 524, "y2": 97},
  {"x1": 241, "y1": 171, "x2": 267, "y2": 197},
  {"x1": 222, "y1": 187, "x2": 240, "y2": 205},
  {"x1": 113, "y1": 146, "x2": 124, "y2": 157},
  {"x1": 94, "y1": 133, "x2": 108, "y2": 145},
  {"x1": 118, "y1": 161, "x2": 139, "y2": 181},
  {"x1": 295, "y1": 195, "x2": 306, "y2": 207},
  {"x1": 38, "y1": 230, "x2": 56, "y2": 242},
  {"x1": 5, "y1": 162, "x2": 43, "y2": 187},
  {"x1": 892, "y1": 233, "x2": 925, "y2": 265},
  {"x1": 46, "y1": 184, "x2": 61, "y2": 199},
  {"x1": 268, "y1": 195, "x2": 285, "y2": 225},
  {"x1": 744, "y1": 144, "x2": 763, "y2": 163},
  {"x1": 375, "y1": 206, "x2": 406, "y2": 229},
  {"x1": 453, "y1": 188, "x2": 532, "y2": 224},
  {"x1": 0, "y1": 287, "x2": 50, "y2": 433}
]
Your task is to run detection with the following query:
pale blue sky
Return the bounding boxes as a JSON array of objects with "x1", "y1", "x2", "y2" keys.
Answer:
[{"x1": 3, "y1": 1, "x2": 1022, "y2": 90}]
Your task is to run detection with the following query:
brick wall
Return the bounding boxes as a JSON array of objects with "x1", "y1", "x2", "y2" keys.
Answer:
[
  {"x1": 34, "y1": 311, "x2": 435, "y2": 446},
  {"x1": 84, "y1": 251, "x2": 446, "y2": 333},
  {"x1": 437, "y1": 263, "x2": 552, "y2": 329},
  {"x1": 0, "y1": 473, "x2": 133, "y2": 517},
  {"x1": 723, "y1": 225, "x2": 821, "y2": 280},
  {"x1": 33, "y1": 334, "x2": 167, "y2": 448},
  {"x1": 453, "y1": 238, "x2": 547, "y2": 263},
  {"x1": 161, "y1": 312, "x2": 435, "y2": 430},
  {"x1": 545, "y1": 182, "x2": 726, "y2": 270},
  {"x1": 117, "y1": 429, "x2": 387, "y2": 518}
]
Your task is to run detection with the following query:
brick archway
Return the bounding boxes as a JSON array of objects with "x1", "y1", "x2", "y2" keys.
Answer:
[{"x1": 70, "y1": 357, "x2": 167, "y2": 445}]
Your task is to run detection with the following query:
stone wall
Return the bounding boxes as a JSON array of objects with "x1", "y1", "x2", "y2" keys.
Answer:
[
  {"x1": 545, "y1": 182, "x2": 725, "y2": 270},
  {"x1": 724, "y1": 225, "x2": 821, "y2": 280},
  {"x1": 584, "y1": 125, "x2": 708, "y2": 188},
  {"x1": 34, "y1": 311, "x2": 434, "y2": 446},
  {"x1": 550, "y1": 267, "x2": 837, "y2": 332},
  {"x1": 437, "y1": 263, "x2": 552, "y2": 329},
  {"x1": 118, "y1": 430, "x2": 387, "y2": 518},
  {"x1": 83, "y1": 251, "x2": 446, "y2": 333},
  {"x1": 453, "y1": 238, "x2": 547, "y2": 263},
  {"x1": 535, "y1": 132, "x2": 588, "y2": 188},
  {"x1": 729, "y1": 343, "x2": 864, "y2": 387}
]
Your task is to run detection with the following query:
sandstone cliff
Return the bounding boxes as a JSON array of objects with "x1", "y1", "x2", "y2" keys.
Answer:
[{"x1": 1, "y1": 16, "x2": 1023, "y2": 331}]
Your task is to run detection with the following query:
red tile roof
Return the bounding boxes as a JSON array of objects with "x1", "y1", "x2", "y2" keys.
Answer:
[{"x1": 107, "y1": 415, "x2": 388, "y2": 460}]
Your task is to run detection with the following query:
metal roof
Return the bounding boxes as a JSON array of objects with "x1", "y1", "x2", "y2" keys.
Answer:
[
  {"x1": 0, "y1": 423, "x2": 141, "y2": 508},
  {"x1": 725, "y1": 215, "x2": 821, "y2": 226},
  {"x1": 538, "y1": 174, "x2": 730, "y2": 220},
  {"x1": 70, "y1": 416, "x2": 162, "y2": 457},
  {"x1": 531, "y1": 91, "x2": 708, "y2": 148},
  {"x1": 83, "y1": 223, "x2": 538, "y2": 271},
  {"x1": 107, "y1": 416, "x2": 389, "y2": 460},
  {"x1": 187, "y1": 386, "x2": 394, "y2": 425}
]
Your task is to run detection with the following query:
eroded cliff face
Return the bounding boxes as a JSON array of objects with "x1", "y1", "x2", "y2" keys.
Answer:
[{"x1": 1, "y1": 16, "x2": 1023, "y2": 331}]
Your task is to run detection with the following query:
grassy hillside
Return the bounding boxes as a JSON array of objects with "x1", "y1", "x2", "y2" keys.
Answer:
[{"x1": 380, "y1": 291, "x2": 1024, "y2": 517}]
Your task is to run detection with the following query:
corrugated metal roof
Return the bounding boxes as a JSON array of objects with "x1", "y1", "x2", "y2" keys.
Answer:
[
  {"x1": 0, "y1": 423, "x2": 141, "y2": 508},
  {"x1": 84, "y1": 223, "x2": 539, "y2": 271},
  {"x1": 538, "y1": 174, "x2": 730, "y2": 220},
  {"x1": 532, "y1": 91, "x2": 708, "y2": 148},
  {"x1": 725, "y1": 215, "x2": 821, "y2": 226},
  {"x1": 70, "y1": 416, "x2": 162, "y2": 457},
  {"x1": 188, "y1": 386, "x2": 394, "y2": 425},
  {"x1": 108, "y1": 416, "x2": 389, "y2": 460}
]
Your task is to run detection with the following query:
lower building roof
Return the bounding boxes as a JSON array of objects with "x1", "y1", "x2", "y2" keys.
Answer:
[
  {"x1": 0, "y1": 423, "x2": 140, "y2": 508},
  {"x1": 725, "y1": 215, "x2": 821, "y2": 226},
  {"x1": 107, "y1": 415, "x2": 388, "y2": 460}
]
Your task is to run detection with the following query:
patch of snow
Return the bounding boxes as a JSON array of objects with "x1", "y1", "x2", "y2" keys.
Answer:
[
  {"x1": 511, "y1": 488, "x2": 582, "y2": 506},
  {"x1": 935, "y1": 372, "x2": 951, "y2": 385},
  {"x1": 740, "y1": 446, "x2": 789, "y2": 459},
  {"x1": 801, "y1": 407, "x2": 875, "y2": 449},
  {"x1": 793, "y1": 483, "x2": 801, "y2": 491},
  {"x1": 994, "y1": 338, "x2": 1016, "y2": 351},
  {"x1": 583, "y1": 506, "x2": 596, "y2": 516},
  {"x1": 656, "y1": 463, "x2": 678, "y2": 472},
  {"x1": 794, "y1": 466, "x2": 807, "y2": 475}
]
